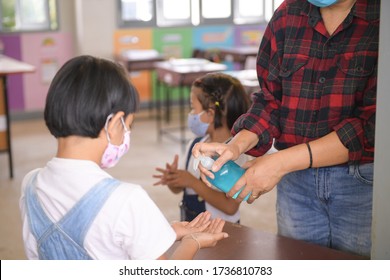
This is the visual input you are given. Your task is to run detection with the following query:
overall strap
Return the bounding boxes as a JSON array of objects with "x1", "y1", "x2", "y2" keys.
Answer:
[
  {"x1": 184, "y1": 136, "x2": 203, "y2": 197},
  {"x1": 185, "y1": 136, "x2": 203, "y2": 170},
  {"x1": 26, "y1": 174, "x2": 121, "y2": 247},
  {"x1": 25, "y1": 171, "x2": 55, "y2": 239},
  {"x1": 56, "y1": 177, "x2": 121, "y2": 246}
]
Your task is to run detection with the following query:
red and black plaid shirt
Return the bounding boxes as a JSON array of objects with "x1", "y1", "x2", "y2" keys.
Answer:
[{"x1": 232, "y1": 0, "x2": 379, "y2": 164}]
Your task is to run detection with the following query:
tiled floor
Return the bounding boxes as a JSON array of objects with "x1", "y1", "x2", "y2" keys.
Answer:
[{"x1": 0, "y1": 108, "x2": 276, "y2": 259}]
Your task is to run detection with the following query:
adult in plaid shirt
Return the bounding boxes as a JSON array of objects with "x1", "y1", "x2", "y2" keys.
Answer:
[{"x1": 193, "y1": 0, "x2": 379, "y2": 257}]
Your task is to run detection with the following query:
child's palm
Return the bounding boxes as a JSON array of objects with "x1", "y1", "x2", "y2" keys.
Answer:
[
  {"x1": 171, "y1": 211, "x2": 212, "y2": 240},
  {"x1": 192, "y1": 218, "x2": 228, "y2": 248}
]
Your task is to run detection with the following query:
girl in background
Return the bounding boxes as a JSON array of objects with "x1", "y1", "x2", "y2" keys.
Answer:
[{"x1": 154, "y1": 72, "x2": 250, "y2": 223}]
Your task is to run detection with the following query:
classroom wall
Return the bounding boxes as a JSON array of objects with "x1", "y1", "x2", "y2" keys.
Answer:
[{"x1": 3, "y1": 0, "x2": 264, "y2": 112}]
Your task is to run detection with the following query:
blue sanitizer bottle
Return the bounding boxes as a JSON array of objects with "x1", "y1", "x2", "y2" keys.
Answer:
[{"x1": 194, "y1": 155, "x2": 251, "y2": 201}]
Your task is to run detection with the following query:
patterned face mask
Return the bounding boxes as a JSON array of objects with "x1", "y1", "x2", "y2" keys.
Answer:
[
  {"x1": 187, "y1": 111, "x2": 210, "y2": 137},
  {"x1": 100, "y1": 114, "x2": 130, "y2": 169}
]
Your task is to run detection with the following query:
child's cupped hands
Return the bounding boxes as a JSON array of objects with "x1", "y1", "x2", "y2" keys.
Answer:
[
  {"x1": 171, "y1": 211, "x2": 211, "y2": 241},
  {"x1": 171, "y1": 211, "x2": 228, "y2": 246},
  {"x1": 186, "y1": 218, "x2": 228, "y2": 249}
]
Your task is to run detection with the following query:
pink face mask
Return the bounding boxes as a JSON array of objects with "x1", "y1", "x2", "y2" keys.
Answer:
[{"x1": 100, "y1": 114, "x2": 131, "y2": 169}]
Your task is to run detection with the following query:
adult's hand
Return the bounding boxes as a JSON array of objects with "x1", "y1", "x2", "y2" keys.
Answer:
[
  {"x1": 228, "y1": 153, "x2": 285, "y2": 204},
  {"x1": 228, "y1": 132, "x2": 351, "y2": 203},
  {"x1": 192, "y1": 129, "x2": 260, "y2": 188},
  {"x1": 192, "y1": 141, "x2": 241, "y2": 187}
]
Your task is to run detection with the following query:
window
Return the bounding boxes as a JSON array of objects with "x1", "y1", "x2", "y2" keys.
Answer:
[
  {"x1": 0, "y1": 0, "x2": 58, "y2": 32},
  {"x1": 118, "y1": 0, "x2": 279, "y2": 28},
  {"x1": 234, "y1": 0, "x2": 264, "y2": 24},
  {"x1": 200, "y1": 0, "x2": 232, "y2": 25},
  {"x1": 118, "y1": 0, "x2": 155, "y2": 27},
  {"x1": 156, "y1": 0, "x2": 191, "y2": 27},
  {"x1": 265, "y1": 0, "x2": 284, "y2": 22}
]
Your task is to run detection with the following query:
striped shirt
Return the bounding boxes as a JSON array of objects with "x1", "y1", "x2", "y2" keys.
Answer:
[{"x1": 232, "y1": 0, "x2": 379, "y2": 163}]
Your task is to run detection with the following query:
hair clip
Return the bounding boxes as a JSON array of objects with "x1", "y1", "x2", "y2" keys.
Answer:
[{"x1": 215, "y1": 101, "x2": 220, "y2": 107}]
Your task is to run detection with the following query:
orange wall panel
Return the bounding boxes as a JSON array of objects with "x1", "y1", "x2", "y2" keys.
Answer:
[
  {"x1": 113, "y1": 29, "x2": 153, "y2": 55},
  {"x1": 113, "y1": 29, "x2": 154, "y2": 102}
]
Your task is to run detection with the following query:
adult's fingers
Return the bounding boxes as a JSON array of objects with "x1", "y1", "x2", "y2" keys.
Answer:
[
  {"x1": 198, "y1": 164, "x2": 215, "y2": 180},
  {"x1": 226, "y1": 173, "x2": 247, "y2": 200}
]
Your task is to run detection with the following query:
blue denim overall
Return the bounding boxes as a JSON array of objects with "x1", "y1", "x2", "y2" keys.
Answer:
[{"x1": 25, "y1": 172, "x2": 120, "y2": 260}]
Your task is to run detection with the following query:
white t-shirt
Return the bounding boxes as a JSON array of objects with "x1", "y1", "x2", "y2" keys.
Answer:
[
  {"x1": 19, "y1": 157, "x2": 176, "y2": 260},
  {"x1": 183, "y1": 135, "x2": 249, "y2": 223}
]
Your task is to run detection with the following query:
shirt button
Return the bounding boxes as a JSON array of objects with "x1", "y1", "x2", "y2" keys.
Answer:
[
  {"x1": 319, "y1": 77, "x2": 326, "y2": 83},
  {"x1": 356, "y1": 66, "x2": 364, "y2": 72}
]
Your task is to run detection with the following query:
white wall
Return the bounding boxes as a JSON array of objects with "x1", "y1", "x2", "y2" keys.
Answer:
[
  {"x1": 59, "y1": 0, "x2": 116, "y2": 59},
  {"x1": 57, "y1": 0, "x2": 76, "y2": 40}
]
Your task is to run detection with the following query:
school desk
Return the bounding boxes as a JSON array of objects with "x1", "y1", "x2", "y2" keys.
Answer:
[
  {"x1": 115, "y1": 49, "x2": 165, "y2": 116},
  {"x1": 219, "y1": 46, "x2": 259, "y2": 70},
  {"x1": 223, "y1": 69, "x2": 260, "y2": 95},
  {"x1": 168, "y1": 222, "x2": 367, "y2": 260}
]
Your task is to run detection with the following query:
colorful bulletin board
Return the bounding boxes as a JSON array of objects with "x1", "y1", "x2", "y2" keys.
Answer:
[
  {"x1": 234, "y1": 24, "x2": 266, "y2": 47},
  {"x1": 192, "y1": 25, "x2": 234, "y2": 69},
  {"x1": 113, "y1": 28, "x2": 154, "y2": 102},
  {"x1": 20, "y1": 32, "x2": 74, "y2": 111},
  {"x1": 152, "y1": 27, "x2": 193, "y2": 101},
  {"x1": 192, "y1": 25, "x2": 234, "y2": 49},
  {"x1": 152, "y1": 27, "x2": 193, "y2": 59},
  {"x1": 0, "y1": 32, "x2": 74, "y2": 112}
]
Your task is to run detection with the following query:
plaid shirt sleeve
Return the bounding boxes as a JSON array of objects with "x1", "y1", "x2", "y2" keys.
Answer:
[
  {"x1": 232, "y1": 0, "x2": 379, "y2": 163},
  {"x1": 232, "y1": 17, "x2": 283, "y2": 157},
  {"x1": 333, "y1": 67, "x2": 377, "y2": 163}
]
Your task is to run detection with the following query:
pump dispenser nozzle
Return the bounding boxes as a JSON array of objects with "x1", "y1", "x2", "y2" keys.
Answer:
[{"x1": 193, "y1": 155, "x2": 215, "y2": 171}]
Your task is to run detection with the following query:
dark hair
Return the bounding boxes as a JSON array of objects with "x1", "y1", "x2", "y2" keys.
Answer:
[
  {"x1": 44, "y1": 55, "x2": 139, "y2": 138},
  {"x1": 192, "y1": 72, "x2": 250, "y2": 130}
]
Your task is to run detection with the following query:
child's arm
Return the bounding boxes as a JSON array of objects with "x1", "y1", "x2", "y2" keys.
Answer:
[
  {"x1": 190, "y1": 178, "x2": 240, "y2": 216},
  {"x1": 165, "y1": 170, "x2": 240, "y2": 216}
]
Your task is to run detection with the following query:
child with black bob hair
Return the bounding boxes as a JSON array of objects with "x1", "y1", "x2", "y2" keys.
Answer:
[{"x1": 20, "y1": 55, "x2": 227, "y2": 260}]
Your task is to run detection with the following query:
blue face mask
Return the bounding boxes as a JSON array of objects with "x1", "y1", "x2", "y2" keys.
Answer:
[
  {"x1": 187, "y1": 111, "x2": 210, "y2": 137},
  {"x1": 308, "y1": 0, "x2": 337, "y2": 7}
]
